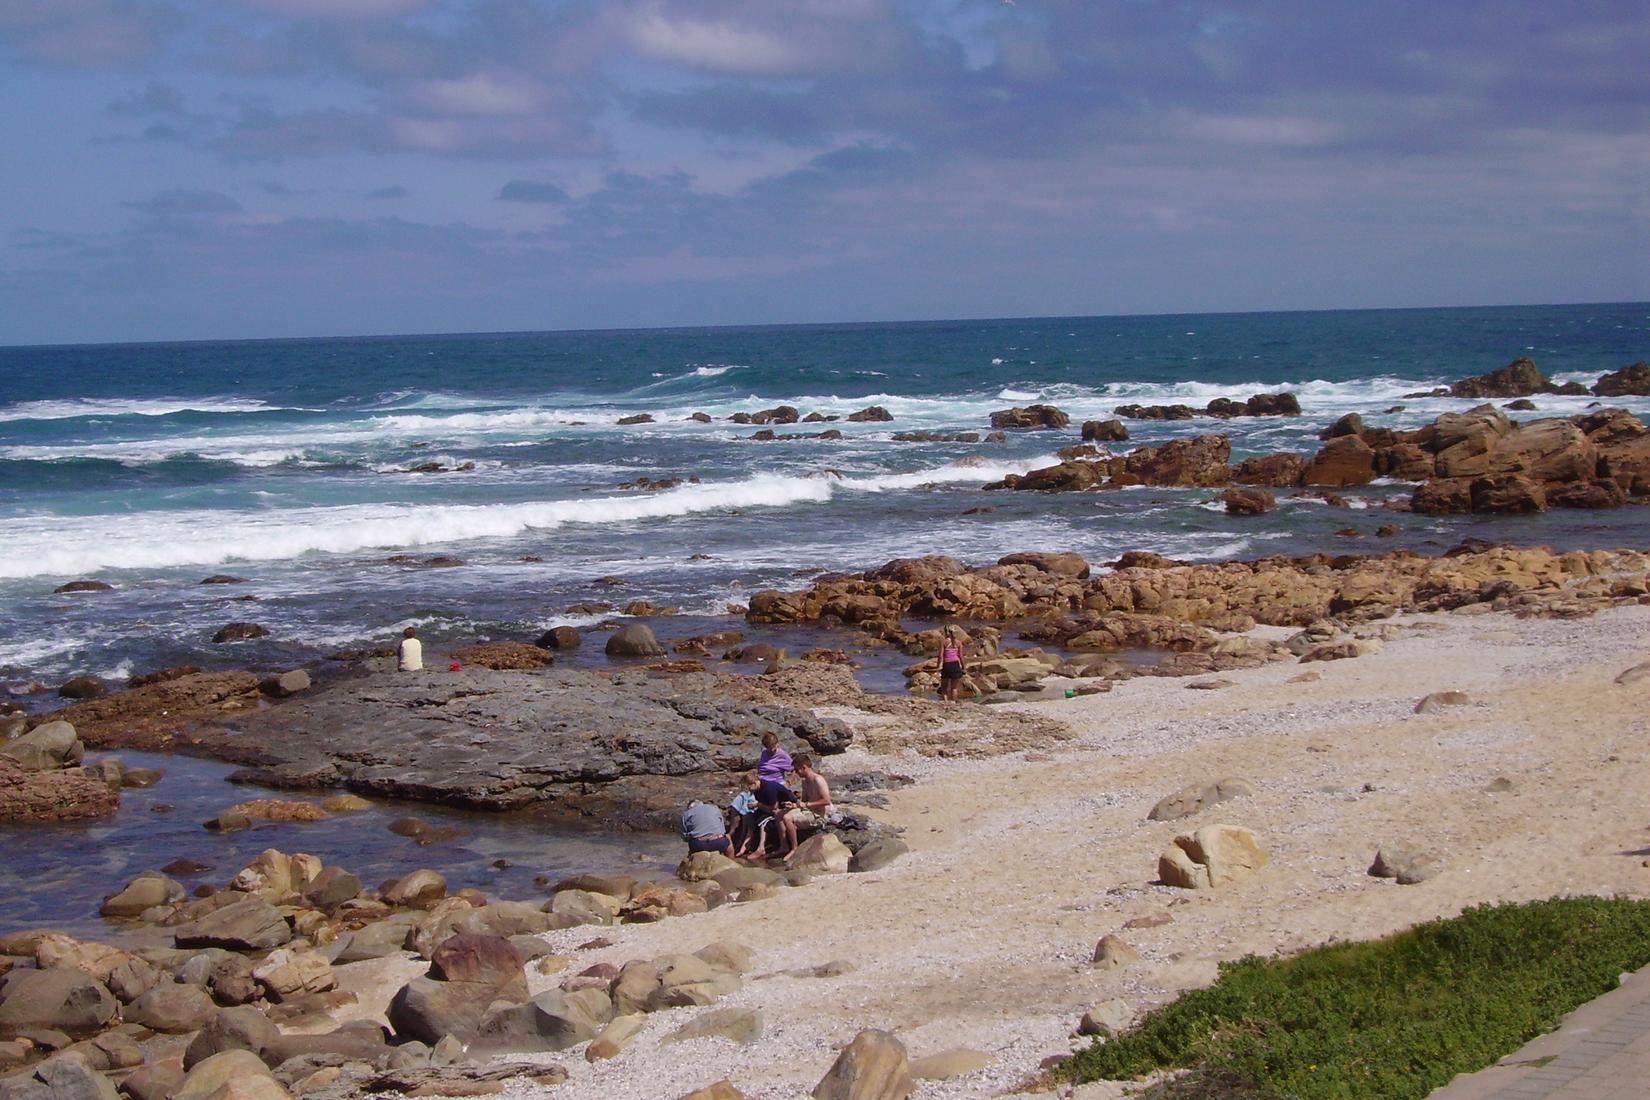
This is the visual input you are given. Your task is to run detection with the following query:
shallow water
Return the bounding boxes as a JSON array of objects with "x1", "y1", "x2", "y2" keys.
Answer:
[{"x1": 0, "y1": 750, "x2": 683, "y2": 937}]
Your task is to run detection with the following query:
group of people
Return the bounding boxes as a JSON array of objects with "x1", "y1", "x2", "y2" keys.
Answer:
[{"x1": 680, "y1": 731, "x2": 842, "y2": 861}]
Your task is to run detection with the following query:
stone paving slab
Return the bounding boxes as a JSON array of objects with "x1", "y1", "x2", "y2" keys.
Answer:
[{"x1": 1428, "y1": 965, "x2": 1650, "y2": 1099}]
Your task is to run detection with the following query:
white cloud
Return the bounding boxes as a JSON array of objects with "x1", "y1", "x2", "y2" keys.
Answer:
[
  {"x1": 629, "y1": 10, "x2": 806, "y2": 76},
  {"x1": 413, "y1": 71, "x2": 545, "y2": 117},
  {"x1": 1182, "y1": 113, "x2": 1342, "y2": 147}
]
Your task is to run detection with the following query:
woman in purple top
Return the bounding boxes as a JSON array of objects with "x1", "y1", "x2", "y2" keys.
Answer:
[{"x1": 757, "y1": 730, "x2": 792, "y2": 782}]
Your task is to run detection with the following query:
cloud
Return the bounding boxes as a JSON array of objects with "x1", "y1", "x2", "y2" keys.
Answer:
[
  {"x1": 410, "y1": 70, "x2": 545, "y2": 116},
  {"x1": 367, "y1": 185, "x2": 408, "y2": 199},
  {"x1": 240, "y1": 0, "x2": 430, "y2": 18},
  {"x1": 497, "y1": 180, "x2": 569, "y2": 204},
  {"x1": 628, "y1": 10, "x2": 806, "y2": 76},
  {"x1": 107, "y1": 81, "x2": 186, "y2": 116},
  {"x1": 0, "y1": 0, "x2": 180, "y2": 67},
  {"x1": 121, "y1": 189, "x2": 242, "y2": 216}
]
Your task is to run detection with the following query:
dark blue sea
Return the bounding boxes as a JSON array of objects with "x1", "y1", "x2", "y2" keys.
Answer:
[{"x1": 3, "y1": 303, "x2": 1649, "y2": 690}]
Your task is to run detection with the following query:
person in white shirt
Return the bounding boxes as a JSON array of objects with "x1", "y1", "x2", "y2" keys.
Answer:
[{"x1": 397, "y1": 626, "x2": 423, "y2": 672}]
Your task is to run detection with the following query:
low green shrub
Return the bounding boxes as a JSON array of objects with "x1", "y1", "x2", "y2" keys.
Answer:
[{"x1": 1061, "y1": 896, "x2": 1650, "y2": 1099}]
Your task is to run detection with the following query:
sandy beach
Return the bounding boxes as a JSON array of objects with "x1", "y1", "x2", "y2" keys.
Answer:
[{"x1": 358, "y1": 600, "x2": 1650, "y2": 1100}]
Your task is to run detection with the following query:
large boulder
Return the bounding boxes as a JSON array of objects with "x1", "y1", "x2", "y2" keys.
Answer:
[
  {"x1": 605, "y1": 624, "x2": 665, "y2": 658},
  {"x1": 0, "y1": 968, "x2": 118, "y2": 1037},
  {"x1": 124, "y1": 983, "x2": 215, "y2": 1033},
  {"x1": 1485, "y1": 418, "x2": 1594, "y2": 484},
  {"x1": 1081, "y1": 419, "x2": 1128, "y2": 442},
  {"x1": 1, "y1": 1052, "x2": 119, "y2": 1100},
  {"x1": 1218, "y1": 488, "x2": 1275, "y2": 516},
  {"x1": 1158, "y1": 824, "x2": 1269, "y2": 889},
  {"x1": 472, "y1": 987, "x2": 613, "y2": 1054},
  {"x1": 183, "y1": 1006, "x2": 280, "y2": 1069},
  {"x1": 173, "y1": 1050, "x2": 281, "y2": 1100},
  {"x1": 989, "y1": 404, "x2": 1069, "y2": 430},
  {"x1": 1593, "y1": 362, "x2": 1650, "y2": 397},
  {"x1": 811, "y1": 1029, "x2": 914, "y2": 1100},
  {"x1": 1449, "y1": 357, "x2": 1553, "y2": 398},
  {"x1": 429, "y1": 934, "x2": 525, "y2": 992},
  {"x1": 1231, "y1": 453, "x2": 1303, "y2": 486},
  {"x1": 1301, "y1": 436, "x2": 1376, "y2": 487},
  {"x1": 173, "y1": 896, "x2": 292, "y2": 951},
  {"x1": 0, "y1": 721, "x2": 82, "y2": 771},
  {"x1": 1427, "y1": 405, "x2": 1513, "y2": 477},
  {"x1": 1121, "y1": 434, "x2": 1231, "y2": 487},
  {"x1": 251, "y1": 947, "x2": 335, "y2": 1002},
  {"x1": 785, "y1": 833, "x2": 851, "y2": 874},
  {"x1": 100, "y1": 872, "x2": 185, "y2": 918},
  {"x1": 1470, "y1": 474, "x2": 1546, "y2": 514}
]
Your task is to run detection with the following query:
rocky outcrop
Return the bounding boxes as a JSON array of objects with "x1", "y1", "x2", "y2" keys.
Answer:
[
  {"x1": 449, "y1": 643, "x2": 553, "y2": 671},
  {"x1": 989, "y1": 404, "x2": 1069, "y2": 430},
  {"x1": 1116, "y1": 394, "x2": 1299, "y2": 420},
  {"x1": 217, "y1": 668, "x2": 851, "y2": 824},
  {"x1": 1218, "y1": 488, "x2": 1275, "y2": 516},
  {"x1": 1593, "y1": 362, "x2": 1650, "y2": 397},
  {"x1": 27, "y1": 673, "x2": 262, "y2": 755},
  {"x1": 1081, "y1": 419, "x2": 1128, "y2": 442},
  {"x1": 1449, "y1": 357, "x2": 1556, "y2": 398}
]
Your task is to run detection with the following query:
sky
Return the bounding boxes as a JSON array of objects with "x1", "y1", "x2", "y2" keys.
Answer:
[{"x1": 1, "y1": 1, "x2": 1646, "y2": 346}]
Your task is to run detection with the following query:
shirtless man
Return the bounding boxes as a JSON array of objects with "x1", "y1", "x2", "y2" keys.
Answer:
[{"x1": 790, "y1": 753, "x2": 839, "y2": 830}]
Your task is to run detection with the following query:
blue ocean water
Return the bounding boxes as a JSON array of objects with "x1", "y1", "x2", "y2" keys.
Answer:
[{"x1": 1, "y1": 303, "x2": 1648, "y2": 688}]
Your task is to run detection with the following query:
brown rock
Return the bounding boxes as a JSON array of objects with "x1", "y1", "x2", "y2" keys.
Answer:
[
  {"x1": 812, "y1": 1029, "x2": 914, "y2": 1100},
  {"x1": 449, "y1": 642, "x2": 554, "y2": 670},
  {"x1": 1301, "y1": 435, "x2": 1376, "y2": 487},
  {"x1": 989, "y1": 404, "x2": 1069, "y2": 430},
  {"x1": 1231, "y1": 452, "x2": 1303, "y2": 486},
  {"x1": 0, "y1": 758, "x2": 117, "y2": 824},
  {"x1": 1218, "y1": 488, "x2": 1275, "y2": 516},
  {"x1": 1593, "y1": 362, "x2": 1650, "y2": 397},
  {"x1": 1091, "y1": 934, "x2": 1140, "y2": 969},
  {"x1": 1158, "y1": 824, "x2": 1268, "y2": 889},
  {"x1": 1450, "y1": 357, "x2": 1553, "y2": 398}
]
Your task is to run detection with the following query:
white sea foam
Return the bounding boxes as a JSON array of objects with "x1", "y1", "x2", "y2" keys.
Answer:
[
  {"x1": 996, "y1": 388, "x2": 1039, "y2": 400},
  {"x1": 0, "y1": 397, "x2": 279, "y2": 422}
]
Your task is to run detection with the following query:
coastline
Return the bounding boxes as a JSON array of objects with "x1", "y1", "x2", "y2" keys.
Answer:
[{"x1": 439, "y1": 599, "x2": 1650, "y2": 1098}]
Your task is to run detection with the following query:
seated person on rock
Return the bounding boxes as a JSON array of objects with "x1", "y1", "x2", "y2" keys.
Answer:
[
  {"x1": 789, "y1": 753, "x2": 843, "y2": 832},
  {"x1": 679, "y1": 798, "x2": 733, "y2": 858},
  {"x1": 744, "y1": 775, "x2": 800, "y2": 859},
  {"x1": 729, "y1": 771, "x2": 761, "y2": 855}
]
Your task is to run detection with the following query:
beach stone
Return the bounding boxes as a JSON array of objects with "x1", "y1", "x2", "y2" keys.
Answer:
[
  {"x1": 812, "y1": 1028, "x2": 914, "y2": 1100},
  {"x1": 173, "y1": 896, "x2": 292, "y2": 951},
  {"x1": 104, "y1": 957, "x2": 161, "y2": 1004},
  {"x1": 1370, "y1": 844, "x2": 1441, "y2": 884},
  {"x1": 183, "y1": 1006, "x2": 279, "y2": 1068},
  {"x1": 1091, "y1": 935, "x2": 1140, "y2": 970},
  {"x1": 302, "y1": 866, "x2": 362, "y2": 910},
  {"x1": 118, "y1": 1059, "x2": 186, "y2": 1100},
  {"x1": 212, "y1": 622, "x2": 269, "y2": 643},
  {"x1": 262, "y1": 670, "x2": 310, "y2": 697},
  {"x1": 0, "y1": 968, "x2": 117, "y2": 1037},
  {"x1": 1485, "y1": 776, "x2": 1514, "y2": 792},
  {"x1": 586, "y1": 1013, "x2": 648, "y2": 1061},
  {"x1": 429, "y1": 934, "x2": 525, "y2": 992},
  {"x1": 694, "y1": 942, "x2": 754, "y2": 976},
  {"x1": 909, "y1": 1048, "x2": 993, "y2": 1080},
  {"x1": 605, "y1": 624, "x2": 665, "y2": 657},
  {"x1": 549, "y1": 888, "x2": 621, "y2": 927},
  {"x1": 450, "y1": 642, "x2": 554, "y2": 670},
  {"x1": 1300, "y1": 638, "x2": 1382, "y2": 663},
  {"x1": 1414, "y1": 691, "x2": 1472, "y2": 713},
  {"x1": 991, "y1": 404, "x2": 1069, "y2": 430},
  {"x1": 1078, "y1": 999, "x2": 1133, "y2": 1037},
  {"x1": 848, "y1": 837, "x2": 908, "y2": 873},
  {"x1": 536, "y1": 626, "x2": 582, "y2": 650},
  {"x1": 552, "y1": 873, "x2": 636, "y2": 899},
  {"x1": 1, "y1": 1051, "x2": 120, "y2": 1100},
  {"x1": 1147, "y1": 778, "x2": 1253, "y2": 822},
  {"x1": 53, "y1": 580, "x2": 113, "y2": 594},
  {"x1": 382, "y1": 869, "x2": 446, "y2": 908},
  {"x1": 125, "y1": 983, "x2": 215, "y2": 1033},
  {"x1": 786, "y1": 833, "x2": 851, "y2": 874},
  {"x1": 1218, "y1": 488, "x2": 1275, "y2": 516},
  {"x1": 56, "y1": 677, "x2": 107, "y2": 701},
  {"x1": 1158, "y1": 825, "x2": 1269, "y2": 889},
  {"x1": 173, "y1": 1050, "x2": 278, "y2": 1100},
  {"x1": 32, "y1": 936, "x2": 129, "y2": 982},
  {"x1": 712, "y1": 866, "x2": 785, "y2": 893},
  {"x1": 667, "y1": 1007, "x2": 763, "y2": 1045},
  {"x1": 0, "y1": 722, "x2": 82, "y2": 771},
  {"x1": 68, "y1": 1030, "x2": 143, "y2": 1072},
  {"x1": 648, "y1": 955, "x2": 740, "y2": 1010},
  {"x1": 611, "y1": 961, "x2": 661, "y2": 1016},
  {"x1": 474, "y1": 987, "x2": 612, "y2": 1053},
  {"x1": 1082, "y1": 418, "x2": 1128, "y2": 442},
  {"x1": 206, "y1": 955, "x2": 261, "y2": 1007},
  {"x1": 251, "y1": 947, "x2": 335, "y2": 1002},
  {"x1": 332, "y1": 917, "x2": 416, "y2": 963},
  {"x1": 679, "y1": 1083, "x2": 744, "y2": 1100},
  {"x1": 319, "y1": 793, "x2": 371, "y2": 812},
  {"x1": 677, "y1": 851, "x2": 738, "y2": 882},
  {"x1": 203, "y1": 811, "x2": 251, "y2": 832},
  {"x1": 1614, "y1": 662, "x2": 1650, "y2": 685},
  {"x1": 386, "y1": 976, "x2": 497, "y2": 1046}
]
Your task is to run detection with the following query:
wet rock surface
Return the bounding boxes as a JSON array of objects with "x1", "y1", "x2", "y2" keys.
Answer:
[{"x1": 216, "y1": 669, "x2": 852, "y2": 825}]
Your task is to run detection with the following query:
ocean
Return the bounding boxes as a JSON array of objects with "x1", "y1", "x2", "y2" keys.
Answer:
[{"x1": 2, "y1": 303, "x2": 1649, "y2": 692}]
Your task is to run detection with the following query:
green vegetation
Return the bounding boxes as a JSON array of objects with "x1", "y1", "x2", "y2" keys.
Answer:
[{"x1": 1061, "y1": 897, "x2": 1650, "y2": 1099}]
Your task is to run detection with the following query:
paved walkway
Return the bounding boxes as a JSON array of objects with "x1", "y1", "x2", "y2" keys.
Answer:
[{"x1": 1428, "y1": 965, "x2": 1650, "y2": 1099}]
